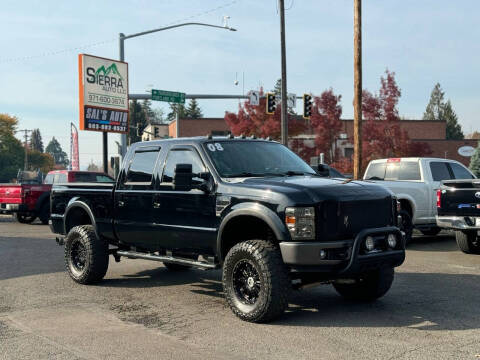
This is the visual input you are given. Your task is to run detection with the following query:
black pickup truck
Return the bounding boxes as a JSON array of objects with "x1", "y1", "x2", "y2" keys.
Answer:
[
  {"x1": 436, "y1": 179, "x2": 480, "y2": 254},
  {"x1": 50, "y1": 137, "x2": 405, "y2": 322}
]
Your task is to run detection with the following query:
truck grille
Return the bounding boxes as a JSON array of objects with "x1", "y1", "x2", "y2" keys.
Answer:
[{"x1": 317, "y1": 197, "x2": 393, "y2": 242}]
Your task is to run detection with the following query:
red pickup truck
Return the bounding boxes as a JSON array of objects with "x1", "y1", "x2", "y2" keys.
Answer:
[{"x1": 0, "y1": 170, "x2": 114, "y2": 224}]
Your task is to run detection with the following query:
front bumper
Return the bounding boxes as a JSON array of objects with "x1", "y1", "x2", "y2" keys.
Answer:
[
  {"x1": 279, "y1": 226, "x2": 405, "y2": 275},
  {"x1": 436, "y1": 215, "x2": 480, "y2": 230}
]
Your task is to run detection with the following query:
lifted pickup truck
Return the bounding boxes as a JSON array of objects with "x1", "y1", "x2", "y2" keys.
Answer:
[
  {"x1": 50, "y1": 137, "x2": 405, "y2": 322},
  {"x1": 436, "y1": 179, "x2": 480, "y2": 254}
]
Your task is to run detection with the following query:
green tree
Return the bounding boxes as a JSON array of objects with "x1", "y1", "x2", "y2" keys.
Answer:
[
  {"x1": 167, "y1": 103, "x2": 187, "y2": 122},
  {"x1": 423, "y1": 83, "x2": 464, "y2": 139},
  {"x1": 0, "y1": 114, "x2": 24, "y2": 182},
  {"x1": 469, "y1": 142, "x2": 480, "y2": 177},
  {"x1": 443, "y1": 100, "x2": 464, "y2": 140},
  {"x1": 271, "y1": 79, "x2": 296, "y2": 115},
  {"x1": 28, "y1": 150, "x2": 54, "y2": 173},
  {"x1": 29, "y1": 128, "x2": 44, "y2": 152},
  {"x1": 423, "y1": 83, "x2": 445, "y2": 120},
  {"x1": 185, "y1": 99, "x2": 203, "y2": 118},
  {"x1": 45, "y1": 137, "x2": 69, "y2": 168},
  {"x1": 128, "y1": 100, "x2": 148, "y2": 144}
]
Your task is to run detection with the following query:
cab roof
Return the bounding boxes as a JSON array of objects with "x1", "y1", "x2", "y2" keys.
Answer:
[{"x1": 129, "y1": 136, "x2": 277, "y2": 150}]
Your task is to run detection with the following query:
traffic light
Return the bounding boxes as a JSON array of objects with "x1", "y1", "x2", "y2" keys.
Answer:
[
  {"x1": 266, "y1": 92, "x2": 276, "y2": 114},
  {"x1": 154, "y1": 126, "x2": 159, "y2": 138},
  {"x1": 303, "y1": 94, "x2": 312, "y2": 119}
]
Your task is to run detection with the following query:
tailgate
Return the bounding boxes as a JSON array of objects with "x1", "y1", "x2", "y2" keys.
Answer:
[
  {"x1": 0, "y1": 184, "x2": 22, "y2": 204},
  {"x1": 439, "y1": 180, "x2": 480, "y2": 216}
]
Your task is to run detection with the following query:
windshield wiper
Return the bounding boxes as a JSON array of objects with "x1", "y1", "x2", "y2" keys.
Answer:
[{"x1": 281, "y1": 171, "x2": 316, "y2": 176}]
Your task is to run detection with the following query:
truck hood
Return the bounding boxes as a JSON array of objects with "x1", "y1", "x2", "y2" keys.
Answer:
[{"x1": 226, "y1": 176, "x2": 392, "y2": 203}]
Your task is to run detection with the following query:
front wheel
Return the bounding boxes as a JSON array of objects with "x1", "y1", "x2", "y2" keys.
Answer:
[
  {"x1": 14, "y1": 213, "x2": 36, "y2": 224},
  {"x1": 333, "y1": 267, "x2": 395, "y2": 302},
  {"x1": 65, "y1": 225, "x2": 109, "y2": 284},
  {"x1": 455, "y1": 231, "x2": 480, "y2": 254},
  {"x1": 222, "y1": 240, "x2": 290, "y2": 323}
]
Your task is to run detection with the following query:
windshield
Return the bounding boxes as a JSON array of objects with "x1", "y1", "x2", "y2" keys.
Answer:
[{"x1": 203, "y1": 141, "x2": 316, "y2": 178}]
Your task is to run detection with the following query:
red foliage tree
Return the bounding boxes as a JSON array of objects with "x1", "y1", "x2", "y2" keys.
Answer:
[
  {"x1": 361, "y1": 70, "x2": 432, "y2": 170},
  {"x1": 224, "y1": 89, "x2": 305, "y2": 140},
  {"x1": 310, "y1": 89, "x2": 343, "y2": 164}
]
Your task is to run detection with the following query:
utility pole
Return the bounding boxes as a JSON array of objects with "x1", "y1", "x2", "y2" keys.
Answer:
[
  {"x1": 353, "y1": 0, "x2": 362, "y2": 179},
  {"x1": 18, "y1": 129, "x2": 32, "y2": 170},
  {"x1": 279, "y1": 0, "x2": 288, "y2": 147}
]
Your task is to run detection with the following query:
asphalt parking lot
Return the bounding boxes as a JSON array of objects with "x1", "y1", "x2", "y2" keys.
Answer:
[{"x1": 1, "y1": 215, "x2": 479, "y2": 360}]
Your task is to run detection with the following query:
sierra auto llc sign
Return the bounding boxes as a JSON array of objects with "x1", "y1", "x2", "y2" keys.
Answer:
[{"x1": 78, "y1": 54, "x2": 129, "y2": 133}]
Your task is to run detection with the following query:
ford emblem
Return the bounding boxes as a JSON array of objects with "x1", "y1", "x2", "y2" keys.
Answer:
[{"x1": 476, "y1": 192, "x2": 480, "y2": 199}]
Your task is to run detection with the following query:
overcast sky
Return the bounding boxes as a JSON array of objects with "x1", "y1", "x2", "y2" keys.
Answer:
[{"x1": 1, "y1": 0, "x2": 479, "y2": 168}]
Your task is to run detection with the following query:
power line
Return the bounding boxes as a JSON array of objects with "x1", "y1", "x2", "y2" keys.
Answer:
[{"x1": 0, "y1": 0, "x2": 241, "y2": 64}]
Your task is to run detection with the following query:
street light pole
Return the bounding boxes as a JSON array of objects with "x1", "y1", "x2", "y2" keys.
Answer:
[
  {"x1": 118, "y1": 22, "x2": 236, "y2": 156},
  {"x1": 279, "y1": 0, "x2": 288, "y2": 147}
]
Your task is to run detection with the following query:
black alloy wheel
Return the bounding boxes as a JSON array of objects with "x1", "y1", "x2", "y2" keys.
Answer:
[{"x1": 232, "y1": 259, "x2": 262, "y2": 305}]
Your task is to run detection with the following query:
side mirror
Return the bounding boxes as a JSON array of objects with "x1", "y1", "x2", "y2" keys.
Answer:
[
  {"x1": 317, "y1": 164, "x2": 331, "y2": 177},
  {"x1": 173, "y1": 164, "x2": 193, "y2": 191}
]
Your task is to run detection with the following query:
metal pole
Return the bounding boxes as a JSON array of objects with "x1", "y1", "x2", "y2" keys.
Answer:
[
  {"x1": 353, "y1": 0, "x2": 362, "y2": 179},
  {"x1": 119, "y1": 33, "x2": 127, "y2": 157},
  {"x1": 175, "y1": 108, "x2": 180, "y2": 138},
  {"x1": 279, "y1": 0, "x2": 288, "y2": 147},
  {"x1": 102, "y1": 132, "x2": 108, "y2": 173}
]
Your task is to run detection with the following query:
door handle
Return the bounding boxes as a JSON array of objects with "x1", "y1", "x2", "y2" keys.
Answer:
[
  {"x1": 153, "y1": 201, "x2": 161, "y2": 208},
  {"x1": 118, "y1": 200, "x2": 125, "y2": 207}
]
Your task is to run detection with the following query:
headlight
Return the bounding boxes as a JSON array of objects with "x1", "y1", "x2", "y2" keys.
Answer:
[
  {"x1": 365, "y1": 236, "x2": 375, "y2": 251},
  {"x1": 387, "y1": 233, "x2": 397, "y2": 248},
  {"x1": 285, "y1": 207, "x2": 315, "y2": 240}
]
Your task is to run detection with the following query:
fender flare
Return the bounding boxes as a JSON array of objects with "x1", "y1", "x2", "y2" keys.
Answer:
[
  {"x1": 396, "y1": 194, "x2": 416, "y2": 218},
  {"x1": 34, "y1": 191, "x2": 50, "y2": 214},
  {"x1": 64, "y1": 198, "x2": 97, "y2": 236},
  {"x1": 216, "y1": 202, "x2": 290, "y2": 262}
]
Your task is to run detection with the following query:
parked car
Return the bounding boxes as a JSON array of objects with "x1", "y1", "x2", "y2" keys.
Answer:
[
  {"x1": 363, "y1": 157, "x2": 475, "y2": 243},
  {"x1": 0, "y1": 170, "x2": 113, "y2": 224},
  {"x1": 436, "y1": 179, "x2": 480, "y2": 254},
  {"x1": 50, "y1": 137, "x2": 405, "y2": 322}
]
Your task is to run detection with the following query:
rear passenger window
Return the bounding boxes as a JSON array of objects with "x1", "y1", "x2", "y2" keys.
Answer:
[
  {"x1": 430, "y1": 162, "x2": 452, "y2": 181},
  {"x1": 450, "y1": 163, "x2": 474, "y2": 179},
  {"x1": 125, "y1": 150, "x2": 160, "y2": 184},
  {"x1": 54, "y1": 173, "x2": 67, "y2": 183}
]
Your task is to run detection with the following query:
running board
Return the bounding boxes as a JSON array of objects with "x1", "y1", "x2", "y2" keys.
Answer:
[{"x1": 115, "y1": 250, "x2": 218, "y2": 269}]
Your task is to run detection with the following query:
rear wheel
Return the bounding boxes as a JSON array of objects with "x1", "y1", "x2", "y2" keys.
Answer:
[
  {"x1": 14, "y1": 213, "x2": 36, "y2": 224},
  {"x1": 398, "y1": 210, "x2": 413, "y2": 245},
  {"x1": 65, "y1": 225, "x2": 109, "y2": 284},
  {"x1": 455, "y1": 231, "x2": 480, "y2": 254},
  {"x1": 421, "y1": 227, "x2": 441, "y2": 237},
  {"x1": 38, "y1": 202, "x2": 50, "y2": 225},
  {"x1": 333, "y1": 267, "x2": 395, "y2": 302},
  {"x1": 222, "y1": 240, "x2": 290, "y2": 323}
]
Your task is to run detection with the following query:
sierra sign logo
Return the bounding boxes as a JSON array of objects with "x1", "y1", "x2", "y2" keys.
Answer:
[{"x1": 85, "y1": 63, "x2": 126, "y2": 94}]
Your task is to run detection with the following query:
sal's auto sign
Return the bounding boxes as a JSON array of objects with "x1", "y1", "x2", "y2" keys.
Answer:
[{"x1": 78, "y1": 54, "x2": 129, "y2": 133}]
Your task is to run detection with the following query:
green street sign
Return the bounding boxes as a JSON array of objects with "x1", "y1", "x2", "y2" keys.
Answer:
[{"x1": 151, "y1": 89, "x2": 186, "y2": 104}]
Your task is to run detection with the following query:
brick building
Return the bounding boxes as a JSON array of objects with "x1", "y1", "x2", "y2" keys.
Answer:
[{"x1": 144, "y1": 117, "x2": 477, "y2": 167}]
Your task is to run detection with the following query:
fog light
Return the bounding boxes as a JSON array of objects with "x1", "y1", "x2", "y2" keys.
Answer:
[
  {"x1": 319, "y1": 250, "x2": 327, "y2": 259},
  {"x1": 365, "y1": 236, "x2": 375, "y2": 251},
  {"x1": 387, "y1": 234, "x2": 397, "y2": 248}
]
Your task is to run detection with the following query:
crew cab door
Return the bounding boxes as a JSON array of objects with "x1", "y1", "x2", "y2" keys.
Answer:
[
  {"x1": 154, "y1": 145, "x2": 217, "y2": 255},
  {"x1": 114, "y1": 146, "x2": 161, "y2": 251}
]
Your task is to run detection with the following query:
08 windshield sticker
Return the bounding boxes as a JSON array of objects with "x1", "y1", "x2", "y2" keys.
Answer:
[{"x1": 207, "y1": 143, "x2": 224, "y2": 152}]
